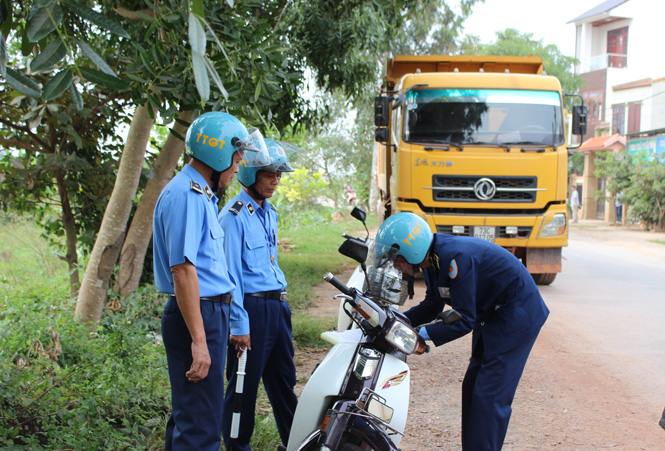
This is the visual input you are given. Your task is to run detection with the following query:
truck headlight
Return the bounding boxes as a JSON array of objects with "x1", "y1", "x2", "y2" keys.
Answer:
[
  {"x1": 385, "y1": 322, "x2": 418, "y2": 354},
  {"x1": 539, "y1": 213, "x2": 567, "y2": 237}
]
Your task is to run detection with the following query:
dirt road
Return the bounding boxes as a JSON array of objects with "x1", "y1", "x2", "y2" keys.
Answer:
[{"x1": 295, "y1": 222, "x2": 665, "y2": 450}]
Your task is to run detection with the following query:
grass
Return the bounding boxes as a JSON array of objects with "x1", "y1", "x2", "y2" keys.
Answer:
[
  {"x1": 648, "y1": 239, "x2": 665, "y2": 246},
  {"x1": 0, "y1": 210, "x2": 377, "y2": 450},
  {"x1": 279, "y1": 212, "x2": 376, "y2": 310}
]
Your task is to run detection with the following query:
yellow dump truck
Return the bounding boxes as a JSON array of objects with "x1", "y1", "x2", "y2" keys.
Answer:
[{"x1": 374, "y1": 55, "x2": 587, "y2": 285}]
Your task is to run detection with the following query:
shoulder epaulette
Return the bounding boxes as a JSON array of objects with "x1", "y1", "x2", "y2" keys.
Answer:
[
  {"x1": 229, "y1": 201, "x2": 244, "y2": 215},
  {"x1": 247, "y1": 203, "x2": 255, "y2": 215},
  {"x1": 190, "y1": 180, "x2": 203, "y2": 194},
  {"x1": 203, "y1": 185, "x2": 213, "y2": 201},
  {"x1": 270, "y1": 204, "x2": 278, "y2": 212}
]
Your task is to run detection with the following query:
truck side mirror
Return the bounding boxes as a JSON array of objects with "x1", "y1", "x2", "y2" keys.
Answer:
[
  {"x1": 572, "y1": 105, "x2": 588, "y2": 136},
  {"x1": 374, "y1": 96, "x2": 390, "y2": 127},
  {"x1": 375, "y1": 127, "x2": 389, "y2": 143}
]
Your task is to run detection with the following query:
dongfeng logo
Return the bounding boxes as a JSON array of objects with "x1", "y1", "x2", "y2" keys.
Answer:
[{"x1": 474, "y1": 178, "x2": 496, "y2": 200}]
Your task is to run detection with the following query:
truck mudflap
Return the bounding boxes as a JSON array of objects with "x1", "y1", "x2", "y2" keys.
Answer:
[{"x1": 525, "y1": 247, "x2": 562, "y2": 274}]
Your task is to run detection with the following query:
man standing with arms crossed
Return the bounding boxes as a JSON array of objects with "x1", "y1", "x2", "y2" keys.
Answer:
[
  {"x1": 153, "y1": 112, "x2": 268, "y2": 450},
  {"x1": 219, "y1": 139, "x2": 298, "y2": 451}
]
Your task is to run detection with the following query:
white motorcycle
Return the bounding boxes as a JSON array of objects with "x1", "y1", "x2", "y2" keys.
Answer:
[{"x1": 287, "y1": 213, "x2": 460, "y2": 451}]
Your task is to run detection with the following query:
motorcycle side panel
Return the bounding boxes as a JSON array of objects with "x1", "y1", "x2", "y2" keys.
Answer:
[
  {"x1": 374, "y1": 354, "x2": 410, "y2": 447},
  {"x1": 287, "y1": 343, "x2": 357, "y2": 451}
]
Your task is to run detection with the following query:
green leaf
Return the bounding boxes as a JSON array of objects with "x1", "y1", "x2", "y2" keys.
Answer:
[
  {"x1": 0, "y1": 32, "x2": 5, "y2": 77},
  {"x1": 191, "y1": 0, "x2": 204, "y2": 18},
  {"x1": 68, "y1": 82, "x2": 83, "y2": 110},
  {"x1": 27, "y1": 3, "x2": 63, "y2": 42},
  {"x1": 191, "y1": 53, "x2": 209, "y2": 102},
  {"x1": 188, "y1": 13, "x2": 206, "y2": 56},
  {"x1": 43, "y1": 68, "x2": 72, "y2": 100},
  {"x1": 75, "y1": 39, "x2": 116, "y2": 76},
  {"x1": 79, "y1": 67, "x2": 130, "y2": 91},
  {"x1": 203, "y1": 55, "x2": 227, "y2": 100},
  {"x1": 64, "y1": 1, "x2": 130, "y2": 39},
  {"x1": 29, "y1": 37, "x2": 67, "y2": 72},
  {"x1": 0, "y1": 0, "x2": 10, "y2": 26},
  {"x1": 3, "y1": 68, "x2": 41, "y2": 98}
]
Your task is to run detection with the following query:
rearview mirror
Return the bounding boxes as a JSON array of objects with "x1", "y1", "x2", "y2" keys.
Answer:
[
  {"x1": 437, "y1": 309, "x2": 462, "y2": 326},
  {"x1": 572, "y1": 105, "x2": 588, "y2": 136},
  {"x1": 351, "y1": 207, "x2": 366, "y2": 223},
  {"x1": 338, "y1": 238, "x2": 368, "y2": 265}
]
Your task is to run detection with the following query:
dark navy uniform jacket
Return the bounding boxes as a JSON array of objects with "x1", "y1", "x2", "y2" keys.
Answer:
[{"x1": 405, "y1": 234, "x2": 549, "y2": 357}]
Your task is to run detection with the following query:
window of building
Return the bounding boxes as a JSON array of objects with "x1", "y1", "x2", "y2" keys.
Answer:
[
  {"x1": 627, "y1": 102, "x2": 641, "y2": 134},
  {"x1": 612, "y1": 104, "x2": 625, "y2": 135},
  {"x1": 581, "y1": 89, "x2": 604, "y2": 123},
  {"x1": 607, "y1": 27, "x2": 628, "y2": 68}
]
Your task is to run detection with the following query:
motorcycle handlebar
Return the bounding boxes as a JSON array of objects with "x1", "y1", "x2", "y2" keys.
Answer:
[{"x1": 323, "y1": 272, "x2": 352, "y2": 297}]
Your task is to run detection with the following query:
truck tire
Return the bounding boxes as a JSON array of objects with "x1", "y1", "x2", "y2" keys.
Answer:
[
  {"x1": 339, "y1": 444, "x2": 363, "y2": 451},
  {"x1": 531, "y1": 273, "x2": 557, "y2": 285}
]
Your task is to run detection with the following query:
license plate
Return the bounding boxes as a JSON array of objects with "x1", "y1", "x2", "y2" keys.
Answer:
[{"x1": 473, "y1": 226, "x2": 496, "y2": 242}]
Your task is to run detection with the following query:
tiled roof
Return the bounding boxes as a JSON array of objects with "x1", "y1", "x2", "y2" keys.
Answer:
[
  {"x1": 568, "y1": 0, "x2": 630, "y2": 24},
  {"x1": 579, "y1": 133, "x2": 626, "y2": 151}
]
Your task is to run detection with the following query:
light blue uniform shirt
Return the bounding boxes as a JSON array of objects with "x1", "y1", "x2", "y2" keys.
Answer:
[
  {"x1": 219, "y1": 189, "x2": 287, "y2": 335},
  {"x1": 153, "y1": 164, "x2": 235, "y2": 297}
]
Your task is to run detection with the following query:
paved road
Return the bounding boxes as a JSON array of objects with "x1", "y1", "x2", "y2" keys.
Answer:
[{"x1": 518, "y1": 222, "x2": 665, "y2": 449}]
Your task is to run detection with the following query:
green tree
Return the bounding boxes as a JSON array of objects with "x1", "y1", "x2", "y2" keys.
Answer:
[
  {"x1": 595, "y1": 151, "x2": 665, "y2": 230},
  {"x1": 460, "y1": 28, "x2": 583, "y2": 95}
]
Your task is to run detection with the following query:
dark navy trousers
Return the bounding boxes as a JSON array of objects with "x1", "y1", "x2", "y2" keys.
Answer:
[
  {"x1": 222, "y1": 296, "x2": 298, "y2": 451},
  {"x1": 461, "y1": 330, "x2": 540, "y2": 450},
  {"x1": 162, "y1": 297, "x2": 230, "y2": 451}
]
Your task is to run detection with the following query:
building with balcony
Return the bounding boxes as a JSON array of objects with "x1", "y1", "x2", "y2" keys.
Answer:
[{"x1": 568, "y1": 0, "x2": 665, "y2": 220}]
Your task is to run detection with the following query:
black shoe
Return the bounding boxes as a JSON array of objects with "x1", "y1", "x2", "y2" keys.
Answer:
[
  {"x1": 277, "y1": 445, "x2": 287, "y2": 451},
  {"x1": 660, "y1": 407, "x2": 665, "y2": 430}
]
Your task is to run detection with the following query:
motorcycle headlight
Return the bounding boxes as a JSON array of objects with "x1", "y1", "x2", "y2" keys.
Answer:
[
  {"x1": 385, "y1": 322, "x2": 419, "y2": 355},
  {"x1": 539, "y1": 213, "x2": 567, "y2": 238}
]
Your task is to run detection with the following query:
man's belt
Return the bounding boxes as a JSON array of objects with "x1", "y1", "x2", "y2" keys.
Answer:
[
  {"x1": 169, "y1": 294, "x2": 233, "y2": 304},
  {"x1": 246, "y1": 291, "x2": 287, "y2": 301}
]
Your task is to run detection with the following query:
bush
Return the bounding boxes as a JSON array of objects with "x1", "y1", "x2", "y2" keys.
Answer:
[{"x1": 0, "y1": 282, "x2": 170, "y2": 450}]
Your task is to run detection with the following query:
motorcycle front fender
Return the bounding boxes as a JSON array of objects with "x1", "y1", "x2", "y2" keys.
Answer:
[{"x1": 321, "y1": 400, "x2": 400, "y2": 451}]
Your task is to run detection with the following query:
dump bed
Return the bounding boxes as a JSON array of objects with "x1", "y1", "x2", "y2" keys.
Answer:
[{"x1": 384, "y1": 55, "x2": 544, "y2": 89}]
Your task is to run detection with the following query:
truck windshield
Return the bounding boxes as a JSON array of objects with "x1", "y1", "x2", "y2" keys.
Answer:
[{"x1": 403, "y1": 88, "x2": 564, "y2": 147}]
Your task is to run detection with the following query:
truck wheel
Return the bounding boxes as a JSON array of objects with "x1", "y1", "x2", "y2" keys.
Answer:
[
  {"x1": 531, "y1": 273, "x2": 557, "y2": 285},
  {"x1": 339, "y1": 444, "x2": 363, "y2": 451}
]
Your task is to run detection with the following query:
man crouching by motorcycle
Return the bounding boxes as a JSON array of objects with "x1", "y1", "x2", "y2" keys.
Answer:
[{"x1": 374, "y1": 212, "x2": 549, "y2": 451}]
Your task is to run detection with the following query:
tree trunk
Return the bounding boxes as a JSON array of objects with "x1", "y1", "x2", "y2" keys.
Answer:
[
  {"x1": 74, "y1": 104, "x2": 155, "y2": 325},
  {"x1": 117, "y1": 110, "x2": 191, "y2": 297},
  {"x1": 55, "y1": 167, "x2": 80, "y2": 299}
]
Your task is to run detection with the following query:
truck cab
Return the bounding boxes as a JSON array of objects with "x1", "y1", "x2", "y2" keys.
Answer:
[{"x1": 374, "y1": 55, "x2": 587, "y2": 285}]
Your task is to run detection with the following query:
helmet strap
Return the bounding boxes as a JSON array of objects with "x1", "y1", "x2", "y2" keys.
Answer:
[
  {"x1": 210, "y1": 170, "x2": 222, "y2": 193},
  {"x1": 248, "y1": 184, "x2": 266, "y2": 203}
]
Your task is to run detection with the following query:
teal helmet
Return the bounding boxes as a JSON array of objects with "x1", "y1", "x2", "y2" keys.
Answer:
[
  {"x1": 375, "y1": 213, "x2": 433, "y2": 265},
  {"x1": 185, "y1": 112, "x2": 269, "y2": 172},
  {"x1": 238, "y1": 138, "x2": 295, "y2": 188}
]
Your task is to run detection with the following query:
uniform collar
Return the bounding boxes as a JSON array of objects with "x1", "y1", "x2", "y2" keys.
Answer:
[
  {"x1": 239, "y1": 188, "x2": 272, "y2": 214},
  {"x1": 183, "y1": 164, "x2": 217, "y2": 203}
]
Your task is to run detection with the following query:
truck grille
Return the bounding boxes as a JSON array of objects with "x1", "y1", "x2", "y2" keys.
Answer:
[
  {"x1": 429, "y1": 175, "x2": 540, "y2": 203},
  {"x1": 436, "y1": 225, "x2": 532, "y2": 238}
]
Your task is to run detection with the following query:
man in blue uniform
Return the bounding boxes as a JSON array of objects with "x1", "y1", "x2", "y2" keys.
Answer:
[
  {"x1": 153, "y1": 111, "x2": 268, "y2": 451},
  {"x1": 219, "y1": 139, "x2": 298, "y2": 451},
  {"x1": 374, "y1": 212, "x2": 550, "y2": 451}
]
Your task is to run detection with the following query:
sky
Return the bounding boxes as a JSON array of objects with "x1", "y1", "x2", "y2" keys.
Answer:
[{"x1": 460, "y1": 0, "x2": 604, "y2": 57}]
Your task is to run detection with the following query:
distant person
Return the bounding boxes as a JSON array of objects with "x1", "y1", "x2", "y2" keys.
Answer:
[
  {"x1": 153, "y1": 112, "x2": 267, "y2": 451},
  {"x1": 570, "y1": 186, "x2": 580, "y2": 224},
  {"x1": 375, "y1": 212, "x2": 550, "y2": 451},
  {"x1": 219, "y1": 139, "x2": 298, "y2": 451},
  {"x1": 615, "y1": 194, "x2": 623, "y2": 224}
]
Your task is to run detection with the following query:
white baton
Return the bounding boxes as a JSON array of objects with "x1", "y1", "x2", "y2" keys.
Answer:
[{"x1": 230, "y1": 350, "x2": 248, "y2": 439}]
